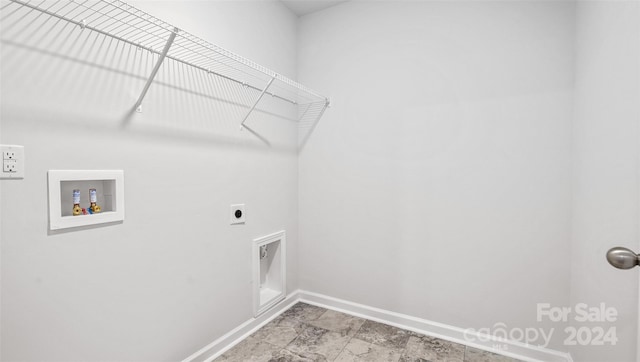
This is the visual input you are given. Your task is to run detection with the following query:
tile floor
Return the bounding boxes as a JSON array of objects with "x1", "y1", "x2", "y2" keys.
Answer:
[{"x1": 215, "y1": 303, "x2": 521, "y2": 362}]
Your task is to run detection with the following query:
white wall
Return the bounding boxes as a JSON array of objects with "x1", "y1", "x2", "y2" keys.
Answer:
[
  {"x1": 571, "y1": 1, "x2": 640, "y2": 361},
  {"x1": 298, "y1": 0, "x2": 575, "y2": 351},
  {"x1": 0, "y1": 1, "x2": 299, "y2": 361},
  {"x1": 4, "y1": 1, "x2": 639, "y2": 361}
]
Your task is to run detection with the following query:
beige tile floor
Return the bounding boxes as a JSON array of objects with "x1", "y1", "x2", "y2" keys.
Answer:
[{"x1": 215, "y1": 303, "x2": 521, "y2": 362}]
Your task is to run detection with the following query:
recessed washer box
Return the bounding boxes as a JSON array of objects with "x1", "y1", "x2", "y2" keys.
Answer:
[{"x1": 48, "y1": 170, "x2": 124, "y2": 231}]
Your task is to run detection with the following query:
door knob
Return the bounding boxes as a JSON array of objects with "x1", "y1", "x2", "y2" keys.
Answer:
[{"x1": 606, "y1": 247, "x2": 639, "y2": 269}]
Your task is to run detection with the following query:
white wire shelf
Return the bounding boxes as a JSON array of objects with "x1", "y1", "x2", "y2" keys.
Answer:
[{"x1": 0, "y1": 0, "x2": 329, "y2": 147}]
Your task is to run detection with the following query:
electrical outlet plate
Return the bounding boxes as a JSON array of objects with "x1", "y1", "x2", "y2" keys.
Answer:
[
  {"x1": 4, "y1": 159, "x2": 17, "y2": 172},
  {"x1": 1, "y1": 145, "x2": 24, "y2": 179},
  {"x1": 230, "y1": 204, "x2": 245, "y2": 225}
]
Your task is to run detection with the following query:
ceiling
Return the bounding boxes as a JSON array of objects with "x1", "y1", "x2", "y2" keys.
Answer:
[{"x1": 280, "y1": 0, "x2": 348, "y2": 16}]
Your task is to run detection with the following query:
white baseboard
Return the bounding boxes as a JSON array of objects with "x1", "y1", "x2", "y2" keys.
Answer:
[
  {"x1": 298, "y1": 290, "x2": 572, "y2": 362},
  {"x1": 181, "y1": 290, "x2": 302, "y2": 362},
  {"x1": 183, "y1": 289, "x2": 572, "y2": 362}
]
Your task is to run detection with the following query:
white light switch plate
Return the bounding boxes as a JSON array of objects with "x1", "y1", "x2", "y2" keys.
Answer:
[{"x1": 1, "y1": 145, "x2": 24, "y2": 179}]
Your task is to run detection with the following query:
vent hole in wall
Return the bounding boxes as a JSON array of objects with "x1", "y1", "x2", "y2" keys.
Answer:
[{"x1": 253, "y1": 231, "x2": 286, "y2": 316}]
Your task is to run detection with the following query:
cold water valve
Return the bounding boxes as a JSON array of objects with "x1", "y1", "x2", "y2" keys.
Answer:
[{"x1": 89, "y1": 188, "x2": 101, "y2": 213}]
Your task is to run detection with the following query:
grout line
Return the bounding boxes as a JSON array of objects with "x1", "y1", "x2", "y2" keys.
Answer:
[
  {"x1": 315, "y1": 307, "x2": 352, "y2": 362},
  {"x1": 331, "y1": 326, "x2": 356, "y2": 361},
  {"x1": 331, "y1": 336, "x2": 350, "y2": 361}
]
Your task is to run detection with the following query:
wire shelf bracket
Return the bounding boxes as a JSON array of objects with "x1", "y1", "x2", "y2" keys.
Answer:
[
  {"x1": 134, "y1": 27, "x2": 178, "y2": 113},
  {"x1": 240, "y1": 76, "x2": 275, "y2": 130}
]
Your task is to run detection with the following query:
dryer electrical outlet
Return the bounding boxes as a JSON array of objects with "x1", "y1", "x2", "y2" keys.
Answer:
[
  {"x1": 1, "y1": 145, "x2": 24, "y2": 179},
  {"x1": 230, "y1": 204, "x2": 245, "y2": 225}
]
